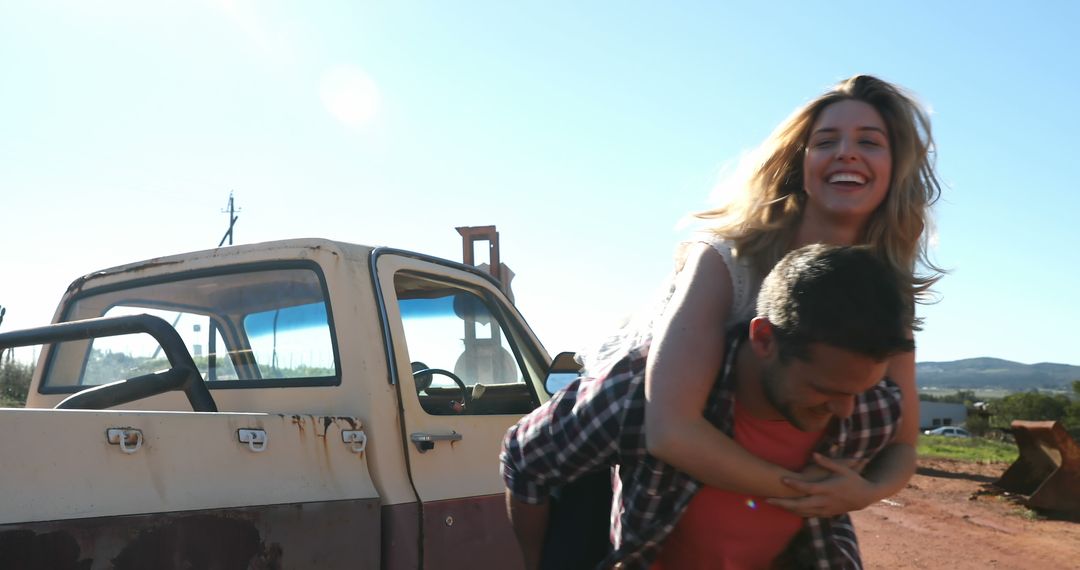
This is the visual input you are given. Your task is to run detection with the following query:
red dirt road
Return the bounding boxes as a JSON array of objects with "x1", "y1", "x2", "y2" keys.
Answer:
[{"x1": 852, "y1": 458, "x2": 1080, "y2": 569}]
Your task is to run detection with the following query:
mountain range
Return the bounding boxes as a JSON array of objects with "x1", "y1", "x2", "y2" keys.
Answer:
[{"x1": 917, "y1": 358, "x2": 1080, "y2": 392}]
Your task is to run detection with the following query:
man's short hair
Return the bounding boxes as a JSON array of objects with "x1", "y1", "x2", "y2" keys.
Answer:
[{"x1": 756, "y1": 244, "x2": 916, "y2": 362}]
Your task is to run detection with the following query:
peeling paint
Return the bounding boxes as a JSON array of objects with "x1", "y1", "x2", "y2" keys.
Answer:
[
  {"x1": 112, "y1": 515, "x2": 282, "y2": 570},
  {"x1": 114, "y1": 259, "x2": 186, "y2": 275},
  {"x1": 65, "y1": 259, "x2": 186, "y2": 295},
  {"x1": 1, "y1": 499, "x2": 380, "y2": 570},
  {"x1": 290, "y1": 414, "x2": 307, "y2": 437},
  {"x1": 308, "y1": 244, "x2": 340, "y2": 257},
  {"x1": 334, "y1": 416, "x2": 360, "y2": 430}
]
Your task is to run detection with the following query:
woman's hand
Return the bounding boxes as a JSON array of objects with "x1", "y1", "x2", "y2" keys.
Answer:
[{"x1": 766, "y1": 453, "x2": 878, "y2": 517}]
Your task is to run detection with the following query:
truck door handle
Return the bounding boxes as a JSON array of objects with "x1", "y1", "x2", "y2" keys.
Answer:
[{"x1": 410, "y1": 432, "x2": 462, "y2": 453}]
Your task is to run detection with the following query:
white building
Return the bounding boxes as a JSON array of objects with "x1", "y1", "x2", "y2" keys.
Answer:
[{"x1": 919, "y1": 402, "x2": 968, "y2": 430}]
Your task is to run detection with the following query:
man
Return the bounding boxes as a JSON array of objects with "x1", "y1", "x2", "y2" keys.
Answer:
[{"x1": 501, "y1": 244, "x2": 914, "y2": 569}]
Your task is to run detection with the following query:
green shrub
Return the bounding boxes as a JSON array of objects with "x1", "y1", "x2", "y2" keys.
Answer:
[
  {"x1": 0, "y1": 356, "x2": 32, "y2": 407},
  {"x1": 917, "y1": 435, "x2": 1018, "y2": 463}
]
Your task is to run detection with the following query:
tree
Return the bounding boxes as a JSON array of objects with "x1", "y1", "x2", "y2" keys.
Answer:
[
  {"x1": 1065, "y1": 381, "x2": 1080, "y2": 439},
  {"x1": 989, "y1": 391, "x2": 1071, "y2": 431},
  {"x1": 0, "y1": 304, "x2": 31, "y2": 407},
  {"x1": 965, "y1": 412, "x2": 991, "y2": 436},
  {"x1": 0, "y1": 351, "x2": 32, "y2": 408}
]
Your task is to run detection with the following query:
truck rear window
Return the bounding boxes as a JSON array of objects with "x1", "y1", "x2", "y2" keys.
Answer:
[{"x1": 40, "y1": 265, "x2": 340, "y2": 391}]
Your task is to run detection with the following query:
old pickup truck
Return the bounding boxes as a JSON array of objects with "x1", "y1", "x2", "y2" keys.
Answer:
[{"x1": 0, "y1": 232, "x2": 571, "y2": 569}]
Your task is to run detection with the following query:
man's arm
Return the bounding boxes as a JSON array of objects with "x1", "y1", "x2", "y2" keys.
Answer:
[
  {"x1": 768, "y1": 445, "x2": 913, "y2": 517},
  {"x1": 505, "y1": 490, "x2": 550, "y2": 570},
  {"x1": 500, "y1": 353, "x2": 642, "y2": 568},
  {"x1": 769, "y1": 360, "x2": 913, "y2": 517}
]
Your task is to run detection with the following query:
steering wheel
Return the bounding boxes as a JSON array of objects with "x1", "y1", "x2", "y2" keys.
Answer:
[{"x1": 411, "y1": 361, "x2": 470, "y2": 413}]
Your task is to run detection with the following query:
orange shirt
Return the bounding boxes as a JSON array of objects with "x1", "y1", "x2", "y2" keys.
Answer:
[{"x1": 652, "y1": 401, "x2": 823, "y2": 570}]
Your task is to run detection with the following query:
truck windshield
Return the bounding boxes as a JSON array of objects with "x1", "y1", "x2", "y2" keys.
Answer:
[{"x1": 41, "y1": 265, "x2": 339, "y2": 391}]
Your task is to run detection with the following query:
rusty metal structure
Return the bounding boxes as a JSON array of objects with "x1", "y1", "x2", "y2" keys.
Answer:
[
  {"x1": 456, "y1": 225, "x2": 500, "y2": 278},
  {"x1": 995, "y1": 420, "x2": 1080, "y2": 513}
]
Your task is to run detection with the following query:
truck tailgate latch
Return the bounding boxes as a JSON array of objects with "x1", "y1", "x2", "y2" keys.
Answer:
[
  {"x1": 238, "y1": 429, "x2": 268, "y2": 453},
  {"x1": 106, "y1": 428, "x2": 143, "y2": 454},
  {"x1": 342, "y1": 430, "x2": 367, "y2": 454}
]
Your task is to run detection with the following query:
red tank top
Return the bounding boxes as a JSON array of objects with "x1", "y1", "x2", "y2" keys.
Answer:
[{"x1": 652, "y1": 401, "x2": 822, "y2": 570}]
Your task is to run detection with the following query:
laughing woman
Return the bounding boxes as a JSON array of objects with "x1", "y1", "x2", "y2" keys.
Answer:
[{"x1": 640, "y1": 75, "x2": 942, "y2": 523}]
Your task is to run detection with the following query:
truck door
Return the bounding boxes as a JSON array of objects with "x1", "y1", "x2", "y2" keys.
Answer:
[{"x1": 374, "y1": 252, "x2": 546, "y2": 570}]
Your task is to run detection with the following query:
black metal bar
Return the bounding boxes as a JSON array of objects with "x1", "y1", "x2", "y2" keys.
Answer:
[
  {"x1": 56, "y1": 368, "x2": 189, "y2": 410},
  {"x1": 0, "y1": 314, "x2": 217, "y2": 412},
  {"x1": 208, "y1": 321, "x2": 218, "y2": 382}
]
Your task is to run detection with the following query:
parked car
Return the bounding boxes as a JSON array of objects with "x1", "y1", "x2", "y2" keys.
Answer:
[{"x1": 923, "y1": 426, "x2": 971, "y2": 438}]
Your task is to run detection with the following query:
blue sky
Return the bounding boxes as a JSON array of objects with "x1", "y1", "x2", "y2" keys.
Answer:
[{"x1": 1, "y1": 1, "x2": 1078, "y2": 367}]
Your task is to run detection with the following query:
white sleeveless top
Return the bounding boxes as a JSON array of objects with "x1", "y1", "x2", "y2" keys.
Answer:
[
  {"x1": 674, "y1": 232, "x2": 761, "y2": 329},
  {"x1": 579, "y1": 233, "x2": 761, "y2": 374}
]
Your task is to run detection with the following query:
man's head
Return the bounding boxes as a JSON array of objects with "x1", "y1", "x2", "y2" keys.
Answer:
[{"x1": 749, "y1": 244, "x2": 915, "y2": 431}]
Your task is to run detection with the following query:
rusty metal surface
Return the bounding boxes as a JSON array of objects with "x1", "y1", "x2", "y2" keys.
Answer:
[
  {"x1": 0, "y1": 498, "x2": 380, "y2": 570},
  {"x1": 0, "y1": 410, "x2": 379, "y2": 526},
  {"x1": 996, "y1": 420, "x2": 1080, "y2": 512},
  {"x1": 381, "y1": 502, "x2": 420, "y2": 570},
  {"x1": 422, "y1": 494, "x2": 524, "y2": 570},
  {"x1": 455, "y1": 225, "x2": 500, "y2": 280}
]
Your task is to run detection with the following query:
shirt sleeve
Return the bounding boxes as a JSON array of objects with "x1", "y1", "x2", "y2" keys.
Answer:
[
  {"x1": 839, "y1": 377, "x2": 904, "y2": 459},
  {"x1": 500, "y1": 350, "x2": 646, "y2": 504}
]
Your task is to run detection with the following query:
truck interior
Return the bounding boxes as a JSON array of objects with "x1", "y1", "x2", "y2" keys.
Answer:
[{"x1": 395, "y1": 272, "x2": 539, "y2": 416}]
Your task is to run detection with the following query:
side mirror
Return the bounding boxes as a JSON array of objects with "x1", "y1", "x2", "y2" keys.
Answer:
[{"x1": 544, "y1": 351, "x2": 583, "y2": 395}]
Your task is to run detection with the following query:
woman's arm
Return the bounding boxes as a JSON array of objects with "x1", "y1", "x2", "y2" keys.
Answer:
[{"x1": 645, "y1": 243, "x2": 802, "y2": 498}]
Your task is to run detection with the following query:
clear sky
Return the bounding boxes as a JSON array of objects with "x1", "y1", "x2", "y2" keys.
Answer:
[{"x1": 2, "y1": 1, "x2": 1077, "y2": 366}]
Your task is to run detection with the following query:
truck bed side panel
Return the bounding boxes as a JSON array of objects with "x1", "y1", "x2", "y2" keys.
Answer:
[{"x1": 0, "y1": 409, "x2": 382, "y2": 567}]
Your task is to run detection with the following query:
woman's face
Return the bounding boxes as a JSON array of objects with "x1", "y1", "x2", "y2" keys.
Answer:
[{"x1": 802, "y1": 99, "x2": 892, "y2": 227}]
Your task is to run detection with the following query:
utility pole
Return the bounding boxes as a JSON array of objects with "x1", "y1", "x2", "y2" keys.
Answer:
[{"x1": 218, "y1": 192, "x2": 241, "y2": 247}]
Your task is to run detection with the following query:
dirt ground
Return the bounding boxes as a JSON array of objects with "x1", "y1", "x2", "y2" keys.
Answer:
[{"x1": 852, "y1": 458, "x2": 1080, "y2": 569}]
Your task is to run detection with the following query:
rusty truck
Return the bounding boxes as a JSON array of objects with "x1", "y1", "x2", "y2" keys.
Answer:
[{"x1": 0, "y1": 232, "x2": 571, "y2": 569}]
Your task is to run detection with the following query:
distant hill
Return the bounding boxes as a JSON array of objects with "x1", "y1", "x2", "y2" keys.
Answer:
[{"x1": 917, "y1": 358, "x2": 1080, "y2": 391}]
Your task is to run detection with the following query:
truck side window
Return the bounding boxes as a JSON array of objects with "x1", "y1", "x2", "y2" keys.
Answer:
[{"x1": 396, "y1": 275, "x2": 537, "y2": 416}]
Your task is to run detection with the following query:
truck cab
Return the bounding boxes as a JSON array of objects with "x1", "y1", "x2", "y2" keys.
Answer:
[{"x1": 1, "y1": 238, "x2": 552, "y2": 569}]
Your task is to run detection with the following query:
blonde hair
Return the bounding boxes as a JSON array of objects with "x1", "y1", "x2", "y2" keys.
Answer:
[{"x1": 699, "y1": 75, "x2": 943, "y2": 315}]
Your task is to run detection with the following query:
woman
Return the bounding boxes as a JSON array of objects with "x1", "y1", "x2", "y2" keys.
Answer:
[{"x1": 642, "y1": 74, "x2": 942, "y2": 515}]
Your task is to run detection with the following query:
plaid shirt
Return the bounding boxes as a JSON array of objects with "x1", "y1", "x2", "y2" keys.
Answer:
[{"x1": 501, "y1": 333, "x2": 903, "y2": 569}]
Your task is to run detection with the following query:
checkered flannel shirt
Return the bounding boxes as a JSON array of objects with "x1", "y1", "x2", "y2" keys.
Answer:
[{"x1": 501, "y1": 332, "x2": 903, "y2": 570}]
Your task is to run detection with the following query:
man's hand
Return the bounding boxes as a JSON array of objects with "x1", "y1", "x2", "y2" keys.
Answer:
[
  {"x1": 765, "y1": 453, "x2": 878, "y2": 518},
  {"x1": 506, "y1": 490, "x2": 550, "y2": 570}
]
